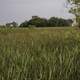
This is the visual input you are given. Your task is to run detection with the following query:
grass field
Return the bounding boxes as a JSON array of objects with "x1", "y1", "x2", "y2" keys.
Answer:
[{"x1": 0, "y1": 27, "x2": 80, "y2": 80}]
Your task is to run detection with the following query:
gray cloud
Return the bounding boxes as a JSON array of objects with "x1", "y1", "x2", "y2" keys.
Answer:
[{"x1": 0, "y1": 0, "x2": 74, "y2": 24}]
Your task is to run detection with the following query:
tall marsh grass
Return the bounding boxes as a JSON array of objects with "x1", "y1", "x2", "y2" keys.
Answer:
[{"x1": 0, "y1": 27, "x2": 80, "y2": 80}]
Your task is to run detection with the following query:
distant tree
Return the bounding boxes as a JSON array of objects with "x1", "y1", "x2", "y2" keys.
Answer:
[
  {"x1": 48, "y1": 17, "x2": 72, "y2": 27},
  {"x1": 66, "y1": 19, "x2": 73, "y2": 26},
  {"x1": 32, "y1": 16, "x2": 39, "y2": 19},
  {"x1": 28, "y1": 17, "x2": 48, "y2": 27},
  {"x1": 11, "y1": 21, "x2": 18, "y2": 27},
  {"x1": 6, "y1": 21, "x2": 18, "y2": 27},
  {"x1": 58, "y1": 18, "x2": 66, "y2": 26},
  {"x1": 48, "y1": 17, "x2": 58, "y2": 27},
  {"x1": 19, "y1": 20, "x2": 28, "y2": 27},
  {"x1": 6, "y1": 23, "x2": 11, "y2": 27},
  {"x1": 19, "y1": 16, "x2": 72, "y2": 28},
  {"x1": 58, "y1": 18, "x2": 73, "y2": 26}
]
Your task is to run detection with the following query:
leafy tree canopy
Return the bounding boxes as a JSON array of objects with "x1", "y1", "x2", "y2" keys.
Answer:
[{"x1": 68, "y1": 0, "x2": 80, "y2": 27}]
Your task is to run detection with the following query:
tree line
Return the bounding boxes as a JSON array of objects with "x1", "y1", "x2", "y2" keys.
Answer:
[
  {"x1": 0, "y1": 16, "x2": 73, "y2": 28},
  {"x1": 19, "y1": 16, "x2": 73, "y2": 27}
]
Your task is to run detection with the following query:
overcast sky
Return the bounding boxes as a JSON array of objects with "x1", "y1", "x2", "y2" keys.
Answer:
[{"x1": 0, "y1": 0, "x2": 74, "y2": 24}]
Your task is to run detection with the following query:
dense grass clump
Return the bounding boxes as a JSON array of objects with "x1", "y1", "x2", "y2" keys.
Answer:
[{"x1": 0, "y1": 27, "x2": 80, "y2": 80}]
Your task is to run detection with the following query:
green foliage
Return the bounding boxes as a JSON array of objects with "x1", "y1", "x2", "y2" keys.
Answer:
[
  {"x1": 28, "y1": 17, "x2": 48, "y2": 27},
  {"x1": 68, "y1": 0, "x2": 80, "y2": 4},
  {"x1": 6, "y1": 21, "x2": 18, "y2": 27},
  {"x1": 48, "y1": 17, "x2": 72, "y2": 27},
  {"x1": 68, "y1": 0, "x2": 80, "y2": 27},
  {"x1": 19, "y1": 21, "x2": 28, "y2": 27},
  {"x1": 19, "y1": 16, "x2": 73, "y2": 27},
  {"x1": 0, "y1": 27, "x2": 80, "y2": 80}
]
